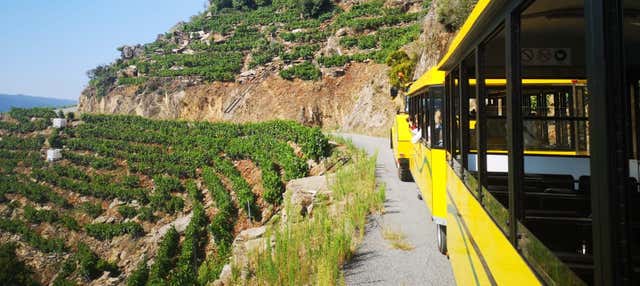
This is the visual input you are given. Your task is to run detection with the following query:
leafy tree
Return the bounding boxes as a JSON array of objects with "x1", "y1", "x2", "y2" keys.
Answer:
[
  {"x1": 295, "y1": 0, "x2": 332, "y2": 18},
  {"x1": 87, "y1": 65, "x2": 116, "y2": 98},
  {"x1": 436, "y1": 0, "x2": 477, "y2": 32},
  {"x1": 385, "y1": 50, "x2": 416, "y2": 89}
]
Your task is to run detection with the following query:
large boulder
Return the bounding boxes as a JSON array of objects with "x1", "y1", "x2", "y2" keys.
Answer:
[
  {"x1": 120, "y1": 45, "x2": 144, "y2": 60},
  {"x1": 283, "y1": 175, "x2": 332, "y2": 222}
]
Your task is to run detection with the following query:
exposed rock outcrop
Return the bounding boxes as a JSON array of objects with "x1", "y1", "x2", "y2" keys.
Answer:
[{"x1": 79, "y1": 63, "x2": 398, "y2": 136}]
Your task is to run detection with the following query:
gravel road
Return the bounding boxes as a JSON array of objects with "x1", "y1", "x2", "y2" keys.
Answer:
[{"x1": 339, "y1": 133, "x2": 456, "y2": 286}]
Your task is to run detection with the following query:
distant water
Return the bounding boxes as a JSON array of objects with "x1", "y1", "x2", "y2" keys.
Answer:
[{"x1": 0, "y1": 94, "x2": 77, "y2": 112}]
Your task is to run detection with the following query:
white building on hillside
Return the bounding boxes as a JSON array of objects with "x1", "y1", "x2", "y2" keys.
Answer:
[
  {"x1": 52, "y1": 118, "x2": 67, "y2": 128},
  {"x1": 46, "y1": 149, "x2": 62, "y2": 162}
]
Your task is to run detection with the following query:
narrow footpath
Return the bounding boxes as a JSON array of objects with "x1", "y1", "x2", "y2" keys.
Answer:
[{"x1": 340, "y1": 133, "x2": 456, "y2": 286}]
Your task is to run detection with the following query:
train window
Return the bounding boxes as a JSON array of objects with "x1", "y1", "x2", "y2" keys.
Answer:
[{"x1": 430, "y1": 86, "x2": 444, "y2": 148}]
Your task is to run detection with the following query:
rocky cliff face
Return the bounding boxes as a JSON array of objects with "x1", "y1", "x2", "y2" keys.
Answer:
[
  {"x1": 78, "y1": 0, "x2": 459, "y2": 137},
  {"x1": 79, "y1": 62, "x2": 401, "y2": 136}
]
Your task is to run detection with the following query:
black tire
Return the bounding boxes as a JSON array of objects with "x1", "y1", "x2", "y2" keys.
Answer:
[
  {"x1": 437, "y1": 224, "x2": 447, "y2": 255},
  {"x1": 398, "y1": 164, "x2": 413, "y2": 182}
]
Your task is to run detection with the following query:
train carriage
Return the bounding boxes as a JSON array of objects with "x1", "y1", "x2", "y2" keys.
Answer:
[{"x1": 390, "y1": 0, "x2": 640, "y2": 285}]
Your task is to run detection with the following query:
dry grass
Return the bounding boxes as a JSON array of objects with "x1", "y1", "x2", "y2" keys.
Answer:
[
  {"x1": 239, "y1": 138, "x2": 386, "y2": 285},
  {"x1": 382, "y1": 225, "x2": 415, "y2": 251}
]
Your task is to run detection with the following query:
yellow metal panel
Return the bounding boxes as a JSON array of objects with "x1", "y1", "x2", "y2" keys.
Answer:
[
  {"x1": 446, "y1": 166, "x2": 541, "y2": 285},
  {"x1": 447, "y1": 196, "x2": 492, "y2": 286},
  {"x1": 407, "y1": 67, "x2": 446, "y2": 96},
  {"x1": 410, "y1": 142, "x2": 434, "y2": 212},
  {"x1": 392, "y1": 114, "x2": 414, "y2": 160},
  {"x1": 431, "y1": 149, "x2": 447, "y2": 220}
]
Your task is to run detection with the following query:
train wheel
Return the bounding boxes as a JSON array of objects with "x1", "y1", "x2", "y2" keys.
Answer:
[
  {"x1": 437, "y1": 225, "x2": 447, "y2": 255},
  {"x1": 398, "y1": 164, "x2": 413, "y2": 182}
]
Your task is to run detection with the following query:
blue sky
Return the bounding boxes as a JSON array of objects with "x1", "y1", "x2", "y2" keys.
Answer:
[{"x1": 0, "y1": 0, "x2": 206, "y2": 100}]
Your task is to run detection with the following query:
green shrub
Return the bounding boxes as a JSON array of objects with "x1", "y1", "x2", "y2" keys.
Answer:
[
  {"x1": 294, "y1": 0, "x2": 333, "y2": 17},
  {"x1": 24, "y1": 205, "x2": 58, "y2": 224},
  {"x1": 385, "y1": 50, "x2": 416, "y2": 89},
  {"x1": 85, "y1": 222, "x2": 144, "y2": 240},
  {"x1": 77, "y1": 242, "x2": 119, "y2": 281},
  {"x1": 280, "y1": 62, "x2": 321, "y2": 80},
  {"x1": 118, "y1": 205, "x2": 138, "y2": 219},
  {"x1": 126, "y1": 257, "x2": 149, "y2": 286},
  {"x1": 281, "y1": 44, "x2": 320, "y2": 61},
  {"x1": 435, "y1": 0, "x2": 477, "y2": 32},
  {"x1": 148, "y1": 227, "x2": 180, "y2": 283},
  {"x1": 48, "y1": 129, "x2": 62, "y2": 149},
  {"x1": 79, "y1": 202, "x2": 103, "y2": 218},
  {"x1": 0, "y1": 218, "x2": 67, "y2": 253},
  {"x1": 87, "y1": 65, "x2": 117, "y2": 98},
  {"x1": 138, "y1": 207, "x2": 157, "y2": 222},
  {"x1": 0, "y1": 242, "x2": 38, "y2": 286}
]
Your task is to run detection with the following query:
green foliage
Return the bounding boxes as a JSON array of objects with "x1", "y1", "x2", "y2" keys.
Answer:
[
  {"x1": 435, "y1": 0, "x2": 477, "y2": 32},
  {"x1": 138, "y1": 207, "x2": 157, "y2": 222},
  {"x1": 280, "y1": 62, "x2": 321, "y2": 80},
  {"x1": 168, "y1": 202, "x2": 208, "y2": 285},
  {"x1": 0, "y1": 118, "x2": 49, "y2": 133},
  {"x1": 250, "y1": 43, "x2": 284, "y2": 68},
  {"x1": 0, "y1": 135, "x2": 45, "y2": 150},
  {"x1": 197, "y1": 243, "x2": 231, "y2": 285},
  {"x1": 118, "y1": 205, "x2": 138, "y2": 219},
  {"x1": 294, "y1": 0, "x2": 333, "y2": 18},
  {"x1": 0, "y1": 218, "x2": 67, "y2": 253},
  {"x1": 423, "y1": 0, "x2": 432, "y2": 10},
  {"x1": 0, "y1": 175, "x2": 69, "y2": 207},
  {"x1": 186, "y1": 180, "x2": 202, "y2": 202},
  {"x1": 126, "y1": 257, "x2": 149, "y2": 286},
  {"x1": 77, "y1": 242, "x2": 119, "y2": 281},
  {"x1": 0, "y1": 242, "x2": 38, "y2": 286},
  {"x1": 49, "y1": 129, "x2": 64, "y2": 148},
  {"x1": 203, "y1": 166, "x2": 237, "y2": 246},
  {"x1": 280, "y1": 29, "x2": 329, "y2": 43},
  {"x1": 62, "y1": 151, "x2": 118, "y2": 170},
  {"x1": 281, "y1": 44, "x2": 320, "y2": 61},
  {"x1": 87, "y1": 65, "x2": 117, "y2": 98},
  {"x1": 385, "y1": 50, "x2": 416, "y2": 89},
  {"x1": 210, "y1": 157, "x2": 255, "y2": 218},
  {"x1": 24, "y1": 205, "x2": 59, "y2": 224},
  {"x1": 85, "y1": 222, "x2": 144, "y2": 240},
  {"x1": 150, "y1": 175, "x2": 185, "y2": 214},
  {"x1": 79, "y1": 202, "x2": 103, "y2": 218},
  {"x1": 148, "y1": 227, "x2": 180, "y2": 284},
  {"x1": 52, "y1": 256, "x2": 77, "y2": 286},
  {"x1": 8, "y1": 107, "x2": 57, "y2": 123}
]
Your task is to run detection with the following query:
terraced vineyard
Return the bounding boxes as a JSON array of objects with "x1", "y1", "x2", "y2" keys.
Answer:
[
  {"x1": 88, "y1": 0, "x2": 425, "y2": 96},
  {"x1": 0, "y1": 108, "x2": 330, "y2": 285}
]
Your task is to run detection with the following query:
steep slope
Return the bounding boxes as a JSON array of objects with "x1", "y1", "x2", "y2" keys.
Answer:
[{"x1": 78, "y1": 0, "x2": 426, "y2": 136}]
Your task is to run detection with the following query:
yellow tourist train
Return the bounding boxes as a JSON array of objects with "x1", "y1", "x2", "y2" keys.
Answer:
[{"x1": 391, "y1": 0, "x2": 640, "y2": 285}]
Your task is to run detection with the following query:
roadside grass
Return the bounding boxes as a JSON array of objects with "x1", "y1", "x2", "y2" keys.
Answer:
[
  {"x1": 382, "y1": 225, "x2": 415, "y2": 251},
  {"x1": 241, "y1": 139, "x2": 385, "y2": 285}
]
